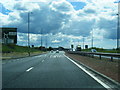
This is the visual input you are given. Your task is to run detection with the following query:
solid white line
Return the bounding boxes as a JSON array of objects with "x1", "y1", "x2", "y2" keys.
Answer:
[
  {"x1": 26, "y1": 67, "x2": 34, "y2": 72},
  {"x1": 64, "y1": 55, "x2": 111, "y2": 89}
]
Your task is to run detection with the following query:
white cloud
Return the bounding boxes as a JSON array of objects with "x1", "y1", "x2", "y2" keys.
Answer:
[
  {"x1": 0, "y1": 13, "x2": 10, "y2": 26},
  {"x1": 1, "y1": 0, "x2": 118, "y2": 48},
  {"x1": 52, "y1": 40, "x2": 61, "y2": 43}
]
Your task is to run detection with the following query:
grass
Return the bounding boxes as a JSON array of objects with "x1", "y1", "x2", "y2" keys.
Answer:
[
  {"x1": 2, "y1": 44, "x2": 45, "y2": 59},
  {"x1": 2, "y1": 44, "x2": 41, "y2": 53}
]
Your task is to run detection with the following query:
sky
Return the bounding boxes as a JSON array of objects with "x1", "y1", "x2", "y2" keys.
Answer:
[{"x1": 0, "y1": 0, "x2": 119, "y2": 49}]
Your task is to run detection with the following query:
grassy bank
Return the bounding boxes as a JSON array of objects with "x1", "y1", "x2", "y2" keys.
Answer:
[
  {"x1": 2, "y1": 44, "x2": 41, "y2": 53},
  {"x1": 2, "y1": 44, "x2": 45, "y2": 60}
]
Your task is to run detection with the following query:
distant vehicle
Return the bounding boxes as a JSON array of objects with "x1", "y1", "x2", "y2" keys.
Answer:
[
  {"x1": 91, "y1": 49, "x2": 97, "y2": 52},
  {"x1": 76, "y1": 45, "x2": 81, "y2": 51},
  {"x1": 51, "y1": 50, "x2": 53, "y2": 53},
  {"x1": 56, "y1": 50, "x2": 59, "y2": 53}
]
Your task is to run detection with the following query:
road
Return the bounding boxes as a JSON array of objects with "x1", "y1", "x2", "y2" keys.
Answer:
[{"x1": 2, "y1": 51, "x2": 108, "y2": 89}]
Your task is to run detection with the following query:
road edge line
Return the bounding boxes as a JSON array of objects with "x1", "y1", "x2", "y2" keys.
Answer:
[{"x1": 64, "y1": 54, "x2": 111, "y2": 89}]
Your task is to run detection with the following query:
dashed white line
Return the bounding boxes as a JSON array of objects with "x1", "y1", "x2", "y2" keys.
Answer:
[
  {"x1": 42, "y1": 60, "x2": 44, "y2": 62},
  {"x1": 64, "y1": 55, "x2": 111, "y2": 89},
  {"x1": 26, "y1": 67, "x2": 34, "y2": 72}
]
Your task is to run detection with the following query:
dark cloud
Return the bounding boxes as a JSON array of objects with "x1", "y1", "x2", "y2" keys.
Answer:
[
  {"x1": 63, "y1": 19, "x2": 95, "y2": 37},
  {"x1": 5, "y1": 1, "x2": 72, "y2": 35},
  {"x1": 13, "y1": 3, "x2": 28, "y2": 11},
  {"x1": 97, "y1": 17, "x2": 117, "y2": 39}
]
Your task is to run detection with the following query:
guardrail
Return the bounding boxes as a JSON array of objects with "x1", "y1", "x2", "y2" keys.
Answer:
[{"x1": 66, "y1": 51, "x2": 120, "y2": 61}]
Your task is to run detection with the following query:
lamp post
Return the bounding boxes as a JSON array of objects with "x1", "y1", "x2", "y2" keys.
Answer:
[
  {"x1": 41, "y1": 28, "x2": 43, "y2": 47},
  {"x1": 83, "y1": 37, "x2": 84, "y2": 49},
  {"x1": 28, "y1": 12, "x2": 31, "y2": 56},
  {"x1": 91, "y1": 29, "x2": 93, "y2": 49},
  {"x1": 45, "y1": 36, "x2": 47, "y2": 51},
  {"x1": 117, "y1": 2, "x2": 120, "y2": 51},
  {"x1": 117, "y1": 13, "x2": 119, "y2": 51}
]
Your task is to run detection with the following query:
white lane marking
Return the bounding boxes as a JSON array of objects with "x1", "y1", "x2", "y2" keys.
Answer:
[
  {"x1": 42, "y1": 60, "x2": 44, "y2": 62},
  {"x1": 26, "y1": 67, "x2": 34, "y2": 72},
  {"x1": 64, "y1": 55, "x2": 111, "y2": 89}
]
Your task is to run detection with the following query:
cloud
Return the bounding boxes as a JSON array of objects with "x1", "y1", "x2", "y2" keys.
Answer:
[
  {"x1": 97, "y1": 16, "x2": 117, "y2": 39},
  {"x1": 84, "y1": 8, "x2": 96, "y2": 14},
  {"x1": 52, "y1": 40, "x2": 61, "y2": 43},
  {"x1": 1, "y1": 0, "x2": 118, "y2": 48},
  {"x1": 2, "y1": 0, "x2": 74, "y2": 35}
]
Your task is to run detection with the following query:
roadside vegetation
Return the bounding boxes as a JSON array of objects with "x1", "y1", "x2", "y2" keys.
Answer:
[
  {"x1": 81, "y1": 47, "x2": 120, "y2": 53},
  {"x1": 2, "y1": 44, "x2": 42, "y2": 53},
  {"x1": 2, "y1": 44, "x2": 46, "y2": 60}
]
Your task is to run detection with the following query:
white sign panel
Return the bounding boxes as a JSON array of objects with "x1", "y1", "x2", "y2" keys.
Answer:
[{"x1": 9, "y1": 32, "x2": 17, "y2": 35}]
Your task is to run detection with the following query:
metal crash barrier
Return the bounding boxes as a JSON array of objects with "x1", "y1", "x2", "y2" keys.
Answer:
[{"x1": 66, "y1": 51, "x2": 120, "y2": 61}]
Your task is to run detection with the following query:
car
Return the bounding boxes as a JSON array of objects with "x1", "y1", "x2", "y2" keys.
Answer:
[
  {"x1": 91, "y1": 49, "x2": 97, "y2": 52},
  {"x1": 56, "y1": 50, "x2": 59, "y2": 53},
  {"x1": 51, "y1": 50, "x2": 53, "y2": 53}
]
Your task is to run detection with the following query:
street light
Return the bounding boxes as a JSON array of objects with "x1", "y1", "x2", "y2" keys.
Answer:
[
  {"x1": 116, "y1": 2, "x2": 120, "y2": 51},
  {"x1": 91, "y1": 29, "x2": 94, "y2": 48},
  {"x1": 41, "y1": 28, "x2": 43, "y2": 47},
  {"x1": 28, "y1": 12, "x2": 32, "y2": 56},
  {"x1": 117, "y1": 13, "x2": 119, "y2": 51},
  {"x1": 46, "y1": 35, "x2": 47, "y2": 48},
  {"x1": 83, "y1": 37, "x2": 84, "y2": 49}
]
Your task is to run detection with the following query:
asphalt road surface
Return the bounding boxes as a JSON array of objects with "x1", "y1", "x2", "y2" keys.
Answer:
[{"x1": 2, "y1": 51, "x2": 108, "y2": 89}]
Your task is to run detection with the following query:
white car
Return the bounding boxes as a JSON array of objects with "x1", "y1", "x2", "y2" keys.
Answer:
[
  {"x1": 91, "y1": 49, "x2": 97, "y2": 52},
  {"x1": 56, "y1": 50, "x2": 59, "y2": 53},
  {"x1": 51, "y1": 50, "x2": 53, "y2": 53}
]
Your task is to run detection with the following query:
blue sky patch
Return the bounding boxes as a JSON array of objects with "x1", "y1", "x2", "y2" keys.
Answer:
[
  {"x1": 0, "y1": 3, "x2": 12, "y2": 15},
  {"x1": 114, "y1": 0, "x2": 120, "y2": 3},
  {"x1": 69, "y1": 2, "x2": 86, "y2": 10}
]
